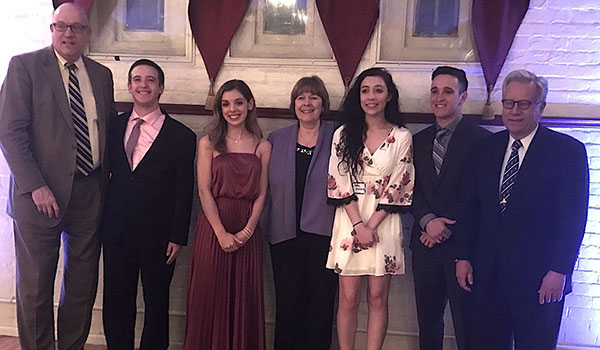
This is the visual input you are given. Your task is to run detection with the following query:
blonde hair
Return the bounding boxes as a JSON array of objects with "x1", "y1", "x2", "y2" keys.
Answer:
[{"x1": 502, "y1": 69, "x2": 548, "y2": 104}]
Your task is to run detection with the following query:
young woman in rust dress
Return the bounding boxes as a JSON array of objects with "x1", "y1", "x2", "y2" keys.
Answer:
[{"x1": 184, "y1": 80, "x2": 271, "y2": 350}]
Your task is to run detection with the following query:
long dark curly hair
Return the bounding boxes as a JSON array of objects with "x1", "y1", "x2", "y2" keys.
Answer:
[{"x1": 338, "y1": 67, "x2": 404, "y2": 179}]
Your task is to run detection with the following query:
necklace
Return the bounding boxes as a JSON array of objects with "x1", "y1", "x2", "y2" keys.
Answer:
[
  {"x1": 296, "y1": 143, "x2": 314, "y2": 156},
  {"x1": 227, "y1": 135, "x2": 243, "y2": 143}
]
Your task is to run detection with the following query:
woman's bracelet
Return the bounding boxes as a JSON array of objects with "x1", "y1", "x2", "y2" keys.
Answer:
[
  {"x1": 352, "y1": 220, "x2": 363, "y2": 228},
  {"x1": 241, "y1": 227, "x2": 253, "y2": 239}
]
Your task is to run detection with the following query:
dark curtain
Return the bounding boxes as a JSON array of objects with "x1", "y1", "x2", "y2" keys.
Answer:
[
  {"x1": 472, "y1": 0, "x2": 530, "y2": 94},
  {"x1": 316, "y1": 0, "x2": 379, "y2": 87},
  {"x1": 188, "y1": 0, "x2": 250, "y2": 84}
]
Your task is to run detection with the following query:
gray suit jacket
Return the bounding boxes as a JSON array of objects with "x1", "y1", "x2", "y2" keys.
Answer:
[
  {"x1": 0, "y1": 46, "x2": 115, "y2": 227},
  {"x1": 264, "y1": 121, "x2": 336, "y2": 244}
]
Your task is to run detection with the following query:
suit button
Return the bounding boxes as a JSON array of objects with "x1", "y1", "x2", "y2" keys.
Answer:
[
  {"x1": 129, "y1": 177, "x2": 134, "y2": 181},
  {"x1": 71, "y1": 145, "x2": 76, "y2": 150},
  {"x1": 68, "y1": 171, "x2": 73, "y2": 176}
]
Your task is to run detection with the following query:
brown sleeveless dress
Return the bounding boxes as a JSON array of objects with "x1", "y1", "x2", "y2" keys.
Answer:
[{"x1": 184, "y1": 153, "x2": 265, "y2": 350}]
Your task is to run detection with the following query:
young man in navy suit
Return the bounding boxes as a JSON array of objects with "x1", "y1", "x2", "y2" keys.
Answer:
[
  {"x1": 100, "y1": 59, "x2": 196, "y2": 349},
  {"x1": 411, "y1": 66, "x2": 489, "y2": 350},
  {"x1": 455, "y1": 70, "x2": 589, "y2": 350}
]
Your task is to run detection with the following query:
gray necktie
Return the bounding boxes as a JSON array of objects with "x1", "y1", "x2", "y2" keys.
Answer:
[
  {"x1": 432, "y1": 128, "x2": 448, "y2": 176},
  {"x1": 125, "y1": 118, "x2": 144, "y2": 170}
]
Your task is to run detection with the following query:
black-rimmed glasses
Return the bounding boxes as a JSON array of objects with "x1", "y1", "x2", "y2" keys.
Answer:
[
  {"x1": 501, "y1": 99, "x2": 538, "y2": 110},
  {"x1": 52, "y1": 22, "x2": 88, "y2": 34}
]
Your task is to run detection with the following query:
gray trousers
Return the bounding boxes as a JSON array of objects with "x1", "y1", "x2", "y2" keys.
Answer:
[{"x1": 14, "y1": 173, "x2": 102, "y2": 350}]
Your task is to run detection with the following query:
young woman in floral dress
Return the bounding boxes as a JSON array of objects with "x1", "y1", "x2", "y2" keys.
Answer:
[{"x1": 326, "y1": 68, "x2": 414, "y2": 350}]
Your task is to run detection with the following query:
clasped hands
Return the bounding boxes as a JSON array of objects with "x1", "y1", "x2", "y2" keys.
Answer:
[
  {"x1": 352, "y1": 222, "x2": 379, "y2": 249},
  {"x1": 216, "y1": 229, "x2": 252, "y2": 253},
  {"x1": 420, "y1": 217, "x2": 455, "y2": 248}
]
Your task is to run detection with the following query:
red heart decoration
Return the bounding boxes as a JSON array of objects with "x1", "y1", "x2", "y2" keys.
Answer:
[
  {"x1": 316, "y1": 0, "x2": 379, "y2": 86},
  {"x1": 189, "y1": 0, "x2": 250, "y2": 83},
  {"x1": 472, "y1": 0, "x2": 529, "y2": 91}
]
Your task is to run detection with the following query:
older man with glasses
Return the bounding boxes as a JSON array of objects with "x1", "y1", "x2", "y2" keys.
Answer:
[
  {"x1": 454, "y1": 69, "x2": 589, "y2": 350},
  {"x1": 0, "y1": 3, "x2": 115, "y2": 349}
]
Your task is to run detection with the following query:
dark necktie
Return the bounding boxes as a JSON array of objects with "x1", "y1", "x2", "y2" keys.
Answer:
[
  {"x1": 125, "y1": 118, "x2": 144, "y2": 170},
  {"x1": 66, "y1": 63, "x2": 93, "y2": 176},
  {"x1": 500, "y1": 140, "x2": 523, "y2": 214},
  {"x1": 432, "y1": 128, "x2": 448, "y2": 176}
]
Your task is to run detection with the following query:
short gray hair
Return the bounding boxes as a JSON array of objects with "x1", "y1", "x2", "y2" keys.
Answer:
[{"x1": 502, "y1": 69, "x2": 548, "y2": 104}]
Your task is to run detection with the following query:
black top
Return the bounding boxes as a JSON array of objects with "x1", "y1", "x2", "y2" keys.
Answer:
[{"x1": 295, "y1": 143, "x2": 314, "y2": 233}]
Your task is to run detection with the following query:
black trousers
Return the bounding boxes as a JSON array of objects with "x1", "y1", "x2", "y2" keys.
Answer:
[
  {"x1": 102, "y1": 239, "x2": 175, "y2": 350},
  {"x1": 412, "y1": 246, "x2": 472, "y2": 350},
  {"x1": 270, "y1": 232, "x2": 338, "y2": 350},
  {"x1": 470, "y1": 263, "x2": 565, "y2": 350}
]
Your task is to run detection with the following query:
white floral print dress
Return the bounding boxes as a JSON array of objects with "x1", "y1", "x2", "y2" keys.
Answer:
[{"x1": 326, "y1": 125, "x2": 414, "y2": 276}]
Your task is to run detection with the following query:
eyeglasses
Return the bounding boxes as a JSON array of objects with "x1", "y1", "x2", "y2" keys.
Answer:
[
  {"x1": 501, "y1": 99, "x2": 538, "y2": 110},
  {"x1": 52, "y1": 22, "x2": 88, "y2": 34}
]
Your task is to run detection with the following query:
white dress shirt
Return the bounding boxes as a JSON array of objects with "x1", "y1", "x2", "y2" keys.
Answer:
[
  {"x1": 499, "y1": 125, "x2": 539, "y2": 191},
  {"x1": 123, "y1": 107, "x2": 165, "y2": 170},
  {"x1": 55, "y1": 51, "x2": 100, "y2": 169}
]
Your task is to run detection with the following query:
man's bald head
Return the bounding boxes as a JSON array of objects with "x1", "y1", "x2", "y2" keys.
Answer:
[
  {"x1": 50, "y1": 2, "x2": 91, "y2": 63},
  {"x1": 53, "y1": 2, "x2": 89, "y2": 26}
]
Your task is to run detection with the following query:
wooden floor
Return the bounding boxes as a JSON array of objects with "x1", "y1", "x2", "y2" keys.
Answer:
[{"x1": 0, "y1": 336, "x2": 107, "y2": 349}]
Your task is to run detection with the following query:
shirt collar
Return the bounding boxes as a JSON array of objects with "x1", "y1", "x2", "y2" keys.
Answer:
[
  {"x1": 508, "y1": 124, "x2": 539, "y2": 152},
  {"x1": 436, "y1": 114, "x2": 463, "y2": 133},
  {"x1": 130, "y1": 107, "x2": 164, "y2": 125},
  {"x1": 55, "y1": 50, "x2": 84, "y2": 70}
]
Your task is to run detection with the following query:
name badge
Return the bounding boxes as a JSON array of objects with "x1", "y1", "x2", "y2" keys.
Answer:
[{"x1": 352, "y1": 182, "x2": 366, "y2": 195}]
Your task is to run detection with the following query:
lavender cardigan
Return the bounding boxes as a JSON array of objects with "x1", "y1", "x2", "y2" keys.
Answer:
[{"x1": 264, "y1": 121, "x2": 337, "y2": 244}]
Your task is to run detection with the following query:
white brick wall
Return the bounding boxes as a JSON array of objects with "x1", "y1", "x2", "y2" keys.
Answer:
[
  {"x1": 0, "y1": 0, "x2": 52, "y2": 336},
  {"x1": 504, "y1": 0, "x2": 600, "y2": 116},
  {"x1": 0, "y1": 0, "x2": 599, "y2": 348},
  {"x1": 557, "y1": 127, "x2": 600, "y2": 347}
]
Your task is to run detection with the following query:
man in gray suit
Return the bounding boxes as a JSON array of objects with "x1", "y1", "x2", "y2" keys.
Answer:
[{"x1": 0, "y1": 3, "x2": 115, "y2": 349}]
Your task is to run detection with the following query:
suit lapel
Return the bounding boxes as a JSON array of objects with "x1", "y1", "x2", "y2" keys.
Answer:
[
  {"x1": 284, "y1": 123, "x2": 298, "y2": 180},
  {"x1": 437, "y1": 120, "x2": 469, "y2": 183},
  {"x1": 83, "y1": 56, "x2": 107, "y2": 161},
  {"x1": 43, "y1": 48, "x2": 72, "y2": 129},
  {"x1": 132, "y1": 114, "x2": 170, "y2": 172},
  {"x1": 115, "y1": 111, "x2": 131, "y2": 172},
  {"x1": 306, "y1": 122, "x2": 328, "y2": 177},
  {"x1": 489, "y1": 131, "x2": 510, "y2": 212},
  {"x1": 506, "y1": 126, "x2": 547, "y2": 210},
  {"x1": 420, "y1": 126, "x2": 437, "y2": 185}
]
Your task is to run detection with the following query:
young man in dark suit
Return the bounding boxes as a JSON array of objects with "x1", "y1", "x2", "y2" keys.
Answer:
[
  {"x1": 100, "y1": 59, "x2": 196, "y2": 349},
  {"x1": 411, "y1": 66, "x2": 489, "y2": 350},
  {"x1": 455, "y1": 69, "x2": 589, "y2": 350},
  {"x1": 0, "y1": 3, "x2": 115, "y2": 349}
]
